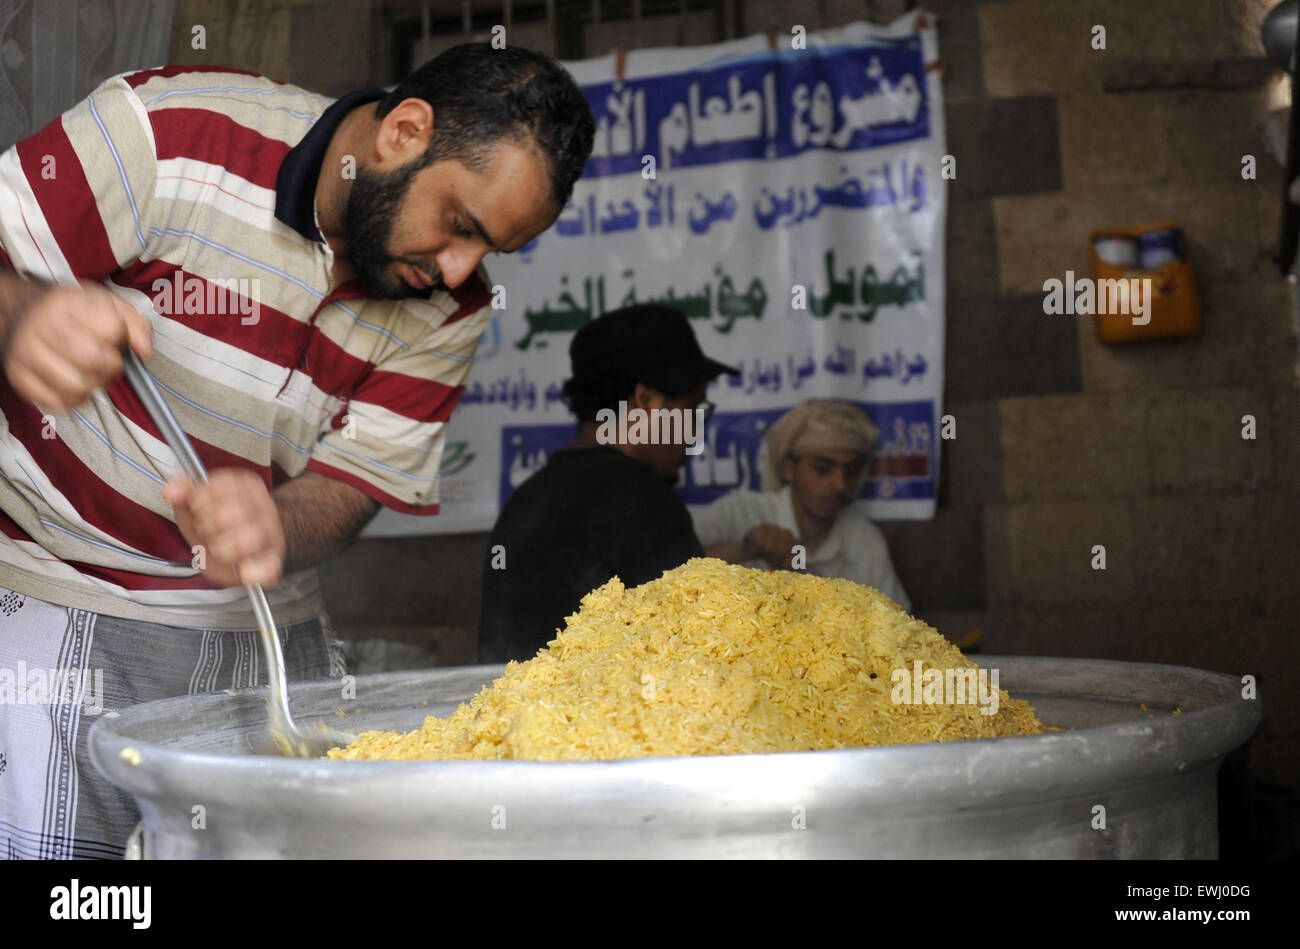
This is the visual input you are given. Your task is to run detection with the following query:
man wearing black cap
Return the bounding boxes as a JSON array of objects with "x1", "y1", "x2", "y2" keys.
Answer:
[{"x1": 477, "y1": 304, "x2": 739, "y2": 663}]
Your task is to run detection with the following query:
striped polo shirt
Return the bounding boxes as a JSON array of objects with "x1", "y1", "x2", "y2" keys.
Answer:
[{"x1": 0, "y1": 65, "x2": 492, "y2": 628}]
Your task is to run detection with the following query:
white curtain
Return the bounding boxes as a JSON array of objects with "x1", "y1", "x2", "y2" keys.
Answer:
[{"x1": 0, "y1": 0, "x2": 177, "y2": 149}]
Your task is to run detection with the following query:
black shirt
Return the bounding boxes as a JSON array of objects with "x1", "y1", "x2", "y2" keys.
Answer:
[{"x1": 477, "y1": 446, "x2": 704, "y2": 663}]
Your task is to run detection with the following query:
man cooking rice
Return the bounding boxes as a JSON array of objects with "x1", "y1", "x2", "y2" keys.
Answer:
[{"x1": 0, "y1": 44, "x2": 593, "y2": 858}]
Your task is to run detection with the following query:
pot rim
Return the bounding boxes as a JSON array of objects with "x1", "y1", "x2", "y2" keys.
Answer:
[{"x1": 87, "y1": 655, "x2": 1262, "y2": 808}]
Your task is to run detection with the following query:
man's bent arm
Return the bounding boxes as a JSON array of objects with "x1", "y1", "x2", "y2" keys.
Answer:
[{"x1": 273, "y1": 471, "x2": 379, "y2": 572}]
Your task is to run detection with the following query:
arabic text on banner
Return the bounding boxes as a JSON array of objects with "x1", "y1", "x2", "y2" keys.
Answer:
[{"x1": 365, "y1": 9, "x2": 947, "y2": 536}]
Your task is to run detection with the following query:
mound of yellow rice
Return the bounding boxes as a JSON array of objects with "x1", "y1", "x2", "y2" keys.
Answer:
[{"x1": 328, "y1": 558, "x2": 1043, "y2": 761}]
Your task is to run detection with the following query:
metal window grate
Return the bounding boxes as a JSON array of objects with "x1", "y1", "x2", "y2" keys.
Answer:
[{"x1": 381, "y1": 0, "x2": 736, "y2": 75}]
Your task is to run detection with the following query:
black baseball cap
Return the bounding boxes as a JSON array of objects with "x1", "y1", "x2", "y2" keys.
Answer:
[{"x1": 569, "y1": 303, "x2": 740, "y2": 393}]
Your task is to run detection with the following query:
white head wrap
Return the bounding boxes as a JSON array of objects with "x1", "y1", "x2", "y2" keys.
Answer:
[{"x1": 759, "y1": 399, "x2": 879, "y2": 492}]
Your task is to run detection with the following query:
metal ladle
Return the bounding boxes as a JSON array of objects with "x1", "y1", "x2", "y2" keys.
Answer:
[{"x1": 122, "y1": 349, "x2": 356, "y2": 757}]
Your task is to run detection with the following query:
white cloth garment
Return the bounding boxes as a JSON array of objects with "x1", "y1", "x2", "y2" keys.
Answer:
[
  {"x1": 0, "y1": 587, "x2": 92, "y2": 859},
  {"x1": 689, "y1": 486, "x2": 911, "y2": 612},
  {"x1": 0, "y1": 583, "x2": 344, "y2": 859}
]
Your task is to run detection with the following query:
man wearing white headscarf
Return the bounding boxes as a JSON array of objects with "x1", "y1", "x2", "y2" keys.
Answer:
[{"x1": 690, "y1": 399, "x2": 909, "y2": 610}]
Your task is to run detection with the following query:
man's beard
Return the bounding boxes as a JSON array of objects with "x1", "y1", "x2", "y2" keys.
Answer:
[{"x1": 342, "y1": 160, "x2": 440, "y2": 300}]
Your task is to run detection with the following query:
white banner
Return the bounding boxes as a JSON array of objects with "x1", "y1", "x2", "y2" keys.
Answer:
[{"x1": 367, "y1": 10, "x2": 946, "y2": 537}]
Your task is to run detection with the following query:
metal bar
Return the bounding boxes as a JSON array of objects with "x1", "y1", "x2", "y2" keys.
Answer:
[
  {"x1": 121, "y1": 348, "x2": 296, "y2": 750},
  {"x1": 121, "y1": 351, "x2": 207, "y2": 485}
]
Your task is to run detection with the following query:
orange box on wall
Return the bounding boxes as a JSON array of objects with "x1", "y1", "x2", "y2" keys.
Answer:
[{"x1": 1088, "y1": 221, "x2": 1202, "y2": 343}]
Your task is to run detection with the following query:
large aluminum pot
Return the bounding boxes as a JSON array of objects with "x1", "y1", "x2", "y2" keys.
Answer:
[{"x1": 88, "y1": 657, "x2": 1260, "y2": 859}]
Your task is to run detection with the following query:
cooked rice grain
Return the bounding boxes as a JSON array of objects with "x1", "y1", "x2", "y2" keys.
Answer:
[{"x1": 328, "y1": 558, "x2": 1043, "y2": 761}]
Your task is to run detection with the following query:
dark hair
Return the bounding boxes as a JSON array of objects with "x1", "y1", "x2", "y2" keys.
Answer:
[
  {"x1": 561, "y1": 372, "x2": 635, "y2": 424},
  {"x1": 375, "y1": 43, "x2": 594, "y2": 209},
  {"x1": 561, "y1": 372, "x2": 682, "y2": 424}
]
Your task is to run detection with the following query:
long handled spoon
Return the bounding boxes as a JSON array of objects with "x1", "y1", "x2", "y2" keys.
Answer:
[{"x1": 122, "y1": 348, "x2": 356, "y2": 756}]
